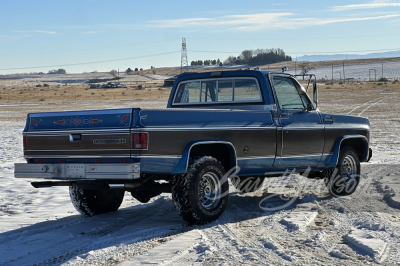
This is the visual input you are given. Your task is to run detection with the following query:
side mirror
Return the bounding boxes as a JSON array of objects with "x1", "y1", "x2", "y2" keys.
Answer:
[{"x1": 313, "y1": 82, "x2": 318, "y2": 107}]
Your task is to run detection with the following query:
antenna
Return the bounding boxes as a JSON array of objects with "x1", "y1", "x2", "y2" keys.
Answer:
[{"x1": 181, "y1": 38, "x2": 188, "y2": 72}]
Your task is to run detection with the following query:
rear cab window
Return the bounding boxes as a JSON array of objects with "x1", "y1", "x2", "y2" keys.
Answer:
[{"x1": 173, "y1": 77, "x2": 262, "y2": 105}]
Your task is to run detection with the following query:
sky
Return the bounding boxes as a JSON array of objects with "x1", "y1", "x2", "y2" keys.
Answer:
[{"x1": 0, "y1": 0, "x2": 400, "y2": 74}]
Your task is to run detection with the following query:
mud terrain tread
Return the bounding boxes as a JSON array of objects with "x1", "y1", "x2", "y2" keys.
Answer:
[
  {"x1": 172, "y1": 156, "x2": 228, "y2": 224},
  {"x1": 69, "y1": 186, "x2": 124, "y2": 217}
]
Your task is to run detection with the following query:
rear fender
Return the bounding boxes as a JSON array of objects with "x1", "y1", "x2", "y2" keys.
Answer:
[
  {"x1": 326, "y1": 135, "x2": 369, "y2": 168},
  {"x1": 171, "y1": 141, "x2": 237, "y2": 175}
]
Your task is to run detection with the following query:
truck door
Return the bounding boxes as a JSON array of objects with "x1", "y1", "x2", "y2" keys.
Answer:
[{"x1": 270, "y1": 75, "x2": 324, "y2": 172}]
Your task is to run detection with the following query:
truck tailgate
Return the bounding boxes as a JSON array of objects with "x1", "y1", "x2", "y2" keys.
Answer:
[{"x1": 24, "y1": 109, "x2": 132, "y2": 158}]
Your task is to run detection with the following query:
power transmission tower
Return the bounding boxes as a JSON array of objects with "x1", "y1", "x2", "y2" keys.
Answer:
[{"x1": 181, "y1": 38, "x2": 188, "y2": 72}]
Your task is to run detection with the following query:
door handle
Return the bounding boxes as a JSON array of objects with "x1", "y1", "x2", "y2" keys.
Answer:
[{"x1": 323, "y1": 116, "x2": 335, "y2": 123}]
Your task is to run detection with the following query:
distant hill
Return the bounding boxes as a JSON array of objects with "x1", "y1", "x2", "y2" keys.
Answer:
[{"x1": 297, "y1": 50, "x2": 400, "y2": 62}]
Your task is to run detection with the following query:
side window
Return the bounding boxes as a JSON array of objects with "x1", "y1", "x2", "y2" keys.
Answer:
[
  {"x1": 201, "y1": 80, "x2": 217, "y2": 102},
  {"x1": 272, "y1": 76, "x2": 305, "y2": 110},
  {"x1": 218, "y1": 79, "x2": 233, "y2": 102},
  {"x1": 234, "y1": 79, "x2": 261, "y2": 101},
  {"x1": 174, "y1": 81, "x2": 201, "y2": 104}
]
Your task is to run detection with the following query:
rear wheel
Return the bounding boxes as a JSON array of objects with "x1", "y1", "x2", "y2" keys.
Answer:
[
  {"x1": 172, "y1": 156, "x2": 229, "y2": 224},
  {"x1": 69, "y1": 186, "x2": 124, "y2": 217},
  {"x1": 324, "y1": 146, "x2": 361, "y2": 196}
]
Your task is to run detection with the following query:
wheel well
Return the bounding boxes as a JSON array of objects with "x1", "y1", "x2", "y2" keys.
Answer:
[
  {"x1": 189, "y1": 143, "x2": 236, "y2": 172},
  {"x1": 340, "y1": 138, "x2": 365, "y2": 160}
]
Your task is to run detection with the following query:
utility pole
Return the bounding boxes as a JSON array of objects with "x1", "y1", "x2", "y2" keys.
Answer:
[
  {"x1": 382, "y1": 62, "x2": 384, "y2": 79},
  {"x1": 181, "y1": 38, "x2": 188, "y2": 73},
  {"x1": 295, "y1": 56, "x2": 297, "y2": 75},
  {"x1": 343, "y1": 60, "x2": 346, "y2": 82}
]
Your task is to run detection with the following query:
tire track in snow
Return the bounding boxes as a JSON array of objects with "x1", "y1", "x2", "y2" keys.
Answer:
[
  {"x1": 347, "y1": 98, "x2": 382, "y2": 115},
  {"x1": 357, "y1": 97, "x2": 390, "y2": 117},
  {"x1": 0, "y1": 196, "x2": 184, "y2": 266}
]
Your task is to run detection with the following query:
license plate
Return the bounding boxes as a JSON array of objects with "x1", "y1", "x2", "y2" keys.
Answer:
[{"x1": 65, "y1": 164, "x2": 85, "y2": 178}]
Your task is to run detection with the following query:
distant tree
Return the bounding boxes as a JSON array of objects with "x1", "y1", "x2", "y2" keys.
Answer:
[
  {"x1": 126, "y1": 68, "x2": 133, "y2": 74},
  {"x1": 135, "y1": 68, "x2": 138, "y2": 72},
  {"x1": 204, "y1": 60, "x2": 210, "y2": 66},
  {"x1": 219, "y1": 62, "x2": 223, "y2": 66},
  {"x1": 217, "y1": 58, "x2": 220, "y2": 65},
  {"x1": 224, "y1": 56, "x2": 235, "y2": 66},
  {"x1": 241, "y1": 50, "x2": 253, "y2": 64},
  {"x1": 48, "y1": 68, "x2": 66, "y2": 74},
  {"x1": 140, "y1": 68, "x2": 143, "y2": 71},
  {"x1": 212, "y1": 59, "x2": 217, "y2": 65},
  {"x1": 298, "y1": 62, "x2": 314, "y2": 79},
  {"x1": 110, "y1": 69, "x2": 118, "y2": 78}
]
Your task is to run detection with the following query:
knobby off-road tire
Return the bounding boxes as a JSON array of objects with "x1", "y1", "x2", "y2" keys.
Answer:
[
  {"x1": 69, "y1": 186, "x2": 124, "y2": 217},
  {"x1": 324, "y1": 146, "x2": 361, "y2": 196},
  {"x1": 172, "y1": 156, "x2": 229, "y2": 225},
  {"x1": 231, "y1": 176, "x2": 265, "y2": 193}
]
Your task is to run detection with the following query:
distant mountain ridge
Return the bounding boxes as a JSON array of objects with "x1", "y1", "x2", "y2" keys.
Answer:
[{"x1": 296, "y1": 50, "x2": 400, "y2": 62}]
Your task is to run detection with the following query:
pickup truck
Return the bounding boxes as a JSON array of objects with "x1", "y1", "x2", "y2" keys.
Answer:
[{"x1": 14, "y1": 70, "x2": 372, "y2": 224}]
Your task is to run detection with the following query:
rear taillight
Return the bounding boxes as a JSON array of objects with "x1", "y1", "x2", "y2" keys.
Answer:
[
  {"x1": 23, "y1": 135, "x2": 28, "y2": 151},
  {"x1": 131, "y1": 133, "x2": 148, "y2": 150}
]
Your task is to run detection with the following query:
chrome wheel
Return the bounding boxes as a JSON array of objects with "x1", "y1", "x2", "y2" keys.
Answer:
[
  {"x1": 341, "y1": 154, "x2": 357, "y2": 185},
  {"x1": 198, "y1": 172, "x2": 221, "y2": 210}
]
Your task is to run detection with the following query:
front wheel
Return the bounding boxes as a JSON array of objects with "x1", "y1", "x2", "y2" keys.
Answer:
[
  {"x1": 324, "y1": 146, "x2": 361, "y2": 196},
  {"x1": 69, "y1": 186, "x2": 124, "y2": 217},
  {"x1": 172, "y1": 156, "x2": 229, "y2": 224}
]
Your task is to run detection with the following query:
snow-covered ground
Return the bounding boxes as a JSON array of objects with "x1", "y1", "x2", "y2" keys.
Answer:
[
  {"x1": 287, "y1": 60, "x2": 400, "y2": 81},
  {"x1": 1, "y1": 88, "x2": 400, "y2": 265}
]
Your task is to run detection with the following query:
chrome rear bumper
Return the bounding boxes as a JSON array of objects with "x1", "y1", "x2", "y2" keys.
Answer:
[{"x1": 14, "y1": 163, "x2": 140, "y2": 179}]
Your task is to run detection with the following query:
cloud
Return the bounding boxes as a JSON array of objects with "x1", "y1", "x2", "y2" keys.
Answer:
[
  {"x1": 332, "y1": 2, "x2": 400, "y2": 11},
  {"x1": 149, "y1": 13, "x2": 400, "y2": 31},
  {"x1": 34, "y1": 30, "x2": 58, "y2": 35},
  {"x1": 15, "y1": 30, "x2": 58, "y2": 35}
]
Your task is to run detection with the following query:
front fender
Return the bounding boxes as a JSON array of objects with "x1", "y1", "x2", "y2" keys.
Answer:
[
  {"x1": 171, "y1": 140, "x2": 237, "y2": 175},
  {"x1": 325, "y1": 135, "x2": 369, "y2": 168}
]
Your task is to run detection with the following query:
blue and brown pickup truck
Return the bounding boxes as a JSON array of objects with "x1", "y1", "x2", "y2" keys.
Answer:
[{"x1": 14, "y1": 70, "x2": 372, "y2": 224}]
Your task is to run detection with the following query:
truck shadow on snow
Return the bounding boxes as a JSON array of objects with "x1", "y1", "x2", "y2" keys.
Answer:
[{"x1": 0, "y1": 185, "x2": 396, "y2": 265}]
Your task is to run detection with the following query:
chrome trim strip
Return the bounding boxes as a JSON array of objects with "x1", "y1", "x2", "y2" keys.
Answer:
[
  {"x1": 280, "y1": 153, "x2": 323, "y2": 159},
  {"x1": 24, "y1": 129, "x2": 130, "y2": 135},
  {"x1": 186, "y1": 141, "x2": 238, "y2": 171},
  {"x1": 133, "y1": 126, "x2": 276, "y2": 131},
  {"x1": 26, "y1": 149, "x2": 131, "y2": 152},
  {"x1": 335, "y1": 135, "x2": 369, "y2": 164},
  {"x1": 237, "y1": 156, "x2": 276, "y2": 160},
  {"x1": 24, "y1": 155, "x2": 130, "y2": 158},
  {"x1": 282, "y1": 127, "x2": 325, "y2": 130},
  {"x1": 324, "y1": 127, "x2": 369, "y2": 130},
  {"x1": 131, "y1": 155, "x2": 182, "y2": 159}
]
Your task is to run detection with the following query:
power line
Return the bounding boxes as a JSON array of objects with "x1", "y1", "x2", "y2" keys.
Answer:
[
  {"x1": 0, "y1": 51, "x2": 180, "y2": 71},
  {"x1": 189, "y1": 48, "x2": 400, "y2": 55},
  {"x1": 0, "y1": 39, "x2": 178, "y2": 57},
  {"x1": 189, "y1": 33, "x2": 400, "y2": 42}
]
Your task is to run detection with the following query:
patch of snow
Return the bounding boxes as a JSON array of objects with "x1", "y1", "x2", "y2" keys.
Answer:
[{"x1": 345, "y1": 228, "x2": 388, "y2": 261}]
